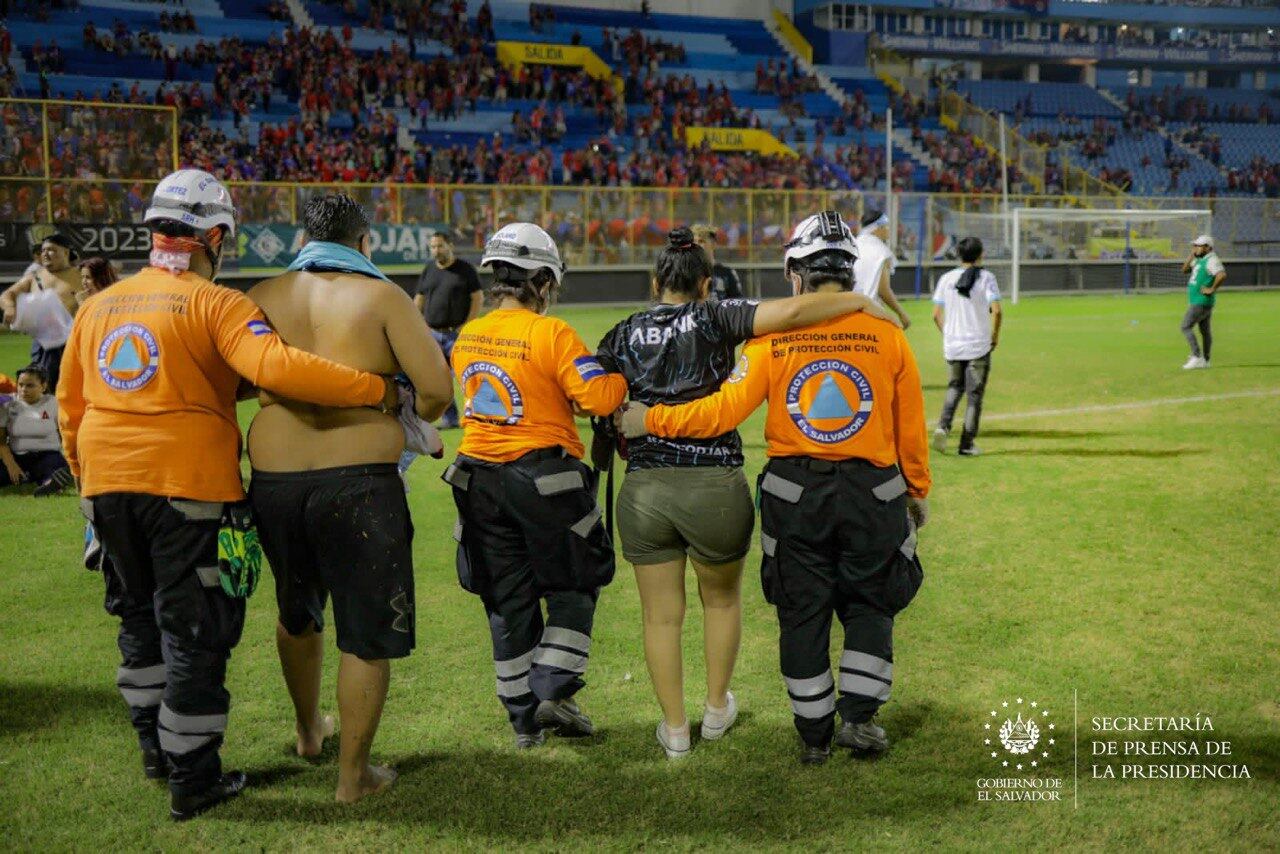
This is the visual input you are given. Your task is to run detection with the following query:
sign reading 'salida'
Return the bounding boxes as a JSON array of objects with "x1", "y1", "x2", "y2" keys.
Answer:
[
  {"x1": 495, "y1": 41, "x2": 621, "y2": 91},
  {"x1": 684, "y1": 127, "x2": 798, "y2": 159}
]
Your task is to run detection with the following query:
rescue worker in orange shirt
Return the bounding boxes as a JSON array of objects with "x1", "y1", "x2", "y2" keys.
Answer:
[
  {"x1": 443, "y1": 222, "x2": 627, "y2": 747},
  {"x1": 620, "y1": 211, "x2": 931, "y2": 764},
  {"x1": 58, "y1": 169, "x2": 397, "y2": 821}
]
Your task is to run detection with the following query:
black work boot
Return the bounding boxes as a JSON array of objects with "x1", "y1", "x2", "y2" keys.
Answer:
[
  {"x1": 835, "y1": 719, "x2": 890, "y2": 753},
  {"x1": 800, "y1": 744, "x2": 831, "y2": 765},
  {"x1": 534, "y1": 699, "x2": 594, "y2": 737},
  {"x1": 142, "y1": 748, "x2": 170, "y2": 780},
  {"x1": 170, "y1": 771, "x2": 248, "y2": 821}
]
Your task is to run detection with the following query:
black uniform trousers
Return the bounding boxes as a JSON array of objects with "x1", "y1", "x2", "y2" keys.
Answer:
[
  {"x1": 85, "y1": 494, "x2": 246, "y2": 795},
  {"x1": 757, "y1": 457, "x2": 923, "y2": 748},
  {"x1": 446, "y1": 448, "x2": 615, "y2": 735}
]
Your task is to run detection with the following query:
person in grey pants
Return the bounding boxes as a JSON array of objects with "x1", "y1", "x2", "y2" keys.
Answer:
[
  {"x1": 931, "y1": 237, "x2": 1003, "y2": 457},
  {"x1": 1179, "y1": 234, "x2": 1225, "y2": 370}
]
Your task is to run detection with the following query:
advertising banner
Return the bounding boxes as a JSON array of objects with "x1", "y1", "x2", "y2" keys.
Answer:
[{"x1": 236, "y1": 223, "x2": 449, "y2": 270}]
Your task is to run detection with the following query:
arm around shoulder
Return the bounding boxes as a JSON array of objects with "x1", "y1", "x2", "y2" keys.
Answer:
[{"x1": 207, "y1": 287, "x2": 388, "y2": 408}]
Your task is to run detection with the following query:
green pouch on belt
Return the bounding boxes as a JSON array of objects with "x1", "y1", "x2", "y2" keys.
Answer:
[{"x1": 217, "y1": 501, "x2": 262, "y2": 599}]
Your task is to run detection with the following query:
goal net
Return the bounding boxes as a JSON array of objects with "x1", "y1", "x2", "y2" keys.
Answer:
[
  {"x1": 1010, "y1": 208, "x2": 1212, "y2": 303},
  {"x1": 931, "y1": 206, "x2": 1212, "y2": 302}
]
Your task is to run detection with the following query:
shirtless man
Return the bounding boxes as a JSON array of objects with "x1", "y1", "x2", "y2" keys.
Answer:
[
  {"x1": 1, "y1": 234, "x2": 81, "y2": 389},
  {"x1": 246, "y1": 194, "x2": 453, "y2": 803}
]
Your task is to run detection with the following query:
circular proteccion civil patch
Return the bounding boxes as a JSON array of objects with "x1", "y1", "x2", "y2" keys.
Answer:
[
  {"x1": 97, "y1": 323, "x2": 161, "y2": 392},
  {"x1": 784, "y1": 358, "x2": 874, "y2": 444}
]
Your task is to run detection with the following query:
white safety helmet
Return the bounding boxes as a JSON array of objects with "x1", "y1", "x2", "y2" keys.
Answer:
[
  {"x1": 784, "y1": 210, "x2": 858, "y2": 289},
  {"x1": 481, "y1": 222, "x2": 565, "y2": 285},
  {"x1": 144, "y1": 169, "x2": 237, "y2": 239}
]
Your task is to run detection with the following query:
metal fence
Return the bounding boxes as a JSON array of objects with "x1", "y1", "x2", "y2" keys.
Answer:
[
  {"x1": 0, "y1": 97, "x2": 179, "y2": 221},
  {"x1": 3, "y1": 99, "x2": 1278, "y2": 271}
]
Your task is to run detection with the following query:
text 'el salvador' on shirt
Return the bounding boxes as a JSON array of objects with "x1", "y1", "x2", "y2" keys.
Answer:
[{"x1": 645, "y1": 312, "x2": 931, "y2": 498}]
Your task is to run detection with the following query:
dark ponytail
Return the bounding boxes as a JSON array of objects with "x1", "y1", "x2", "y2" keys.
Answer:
[
  {"x1": 487, "y1": 263, "x2": 558, "y2": 312},
  {"x1": 653, "y1": 227, "x2": 712, "y2": 301},
  {"x1": 955, "y1": 236, "x2": 983, "y2": 298}
]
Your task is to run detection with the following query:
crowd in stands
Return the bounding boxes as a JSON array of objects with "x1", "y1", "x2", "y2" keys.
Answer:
[
  {"x1": 265, "y1": 0, "x2": 292, "y2": 22},
  {"x1": 528, "y1": 3, "x2": 557, "y2": 35},
  {"x1": 156, "y1": 11, "x2": 198, "y2": 33},
  {"x1": 1, "y1": 0, "x2": 79, "y2": 24},
  {"x1": 604, "y1": 26, "x2": 686, "y2": 68},
  {"x1": 4, "y1": 0, "x2": 1278, "y2": 203},
  {"x1": 1125, "y1": 86, "x2": 1275, "y2": 124},
  {"x1": 1224, "y1": 157, "x2": 1280, "y2": 196}
]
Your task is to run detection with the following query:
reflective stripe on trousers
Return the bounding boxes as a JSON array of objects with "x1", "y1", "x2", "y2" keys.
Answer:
[
  {"x1": 495, "y1": 648, "x2": 534, "y2": 698},
  {"x1": 784, "y1": 671, "x2": 836, "y2": 719},
  {"x1": 157, "y1": 702, "x2": 228, "y2": 756},
  {"x1": 532, "y1": 626, "x2": 591, "y2": 674},
  {"x1": 117, "y1": 663, "x2": 166, "y2": 709},
  {"x1": 838, "y1": 650, "x2": 892, "y2": 702}
]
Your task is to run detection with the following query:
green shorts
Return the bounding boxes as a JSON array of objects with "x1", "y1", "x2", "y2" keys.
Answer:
[{"x1": 616, "y1": 466, "x2": 755, "y2": 566}]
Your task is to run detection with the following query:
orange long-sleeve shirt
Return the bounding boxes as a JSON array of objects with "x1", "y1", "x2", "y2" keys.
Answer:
[
  {"x1": 58, "y1": 267, "x2": 388, "y2": 501},
  {"x1": 454, "y1": 307, "x2": 626, "y2": 463},
  {"x1": 645, "y1": 313, "x2": 932, "y2": 497}
]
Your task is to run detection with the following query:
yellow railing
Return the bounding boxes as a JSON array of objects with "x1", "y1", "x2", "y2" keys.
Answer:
[
  {"x1": 3, "y1": 98, "x2": 1259, "y2": 266},
  {"x1": 939, "y1": 88, "x2": 1126, "y2": 200},
  {"x1": 772, "y1": 9, "x2": 813, "y2": 65},
  {"x1": 0, "y1": 97, "x2": 178, "y2": 219}
]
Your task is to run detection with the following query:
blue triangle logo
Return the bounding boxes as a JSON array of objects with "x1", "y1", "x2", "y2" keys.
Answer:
[
  {"x1": 472, "y1": 377, "x2": 509, "y2": 418},
  {"x1": 109, "y1": 338, "x2": 144, "y2": 371},
  {"x1": 806, "y1": 373, "x2": 854, "y2": 420}
]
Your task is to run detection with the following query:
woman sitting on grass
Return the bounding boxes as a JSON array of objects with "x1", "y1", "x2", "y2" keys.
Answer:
[{"x1": 0, "y1": 365, "x2": 74, "y2": 497}]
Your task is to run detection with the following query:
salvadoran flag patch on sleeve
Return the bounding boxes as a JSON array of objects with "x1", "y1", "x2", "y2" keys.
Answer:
[
  {"x1": 247, "y1": 320, "x2": 273, "y2": 336},
  {"x1": 573, "y1": 356, "x2": 606, "y2": 381}
]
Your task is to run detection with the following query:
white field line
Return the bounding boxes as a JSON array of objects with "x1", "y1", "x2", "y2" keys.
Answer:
[{"x1": 984, "y1": 389, "x2": 1280, "y2": 422}]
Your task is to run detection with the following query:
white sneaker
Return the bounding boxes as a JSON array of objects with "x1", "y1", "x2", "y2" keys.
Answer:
[
  {"x1": 957, "y1": 445, "x2": 982, "y2": 457},
  {"x1": 656, "y1": 721, "x2": 691, "y2": 759},
  {"x1": 931, "y1": 428, "x2": 948, "y2": 453},
  {"x1": 1182, "y1": 355, "x2": 1203, "y2": 370},
  {"x1": 1198, "y1": 359, "x2": 1210, "y2": 369},
  {"x1": 701, "y1": 691, "x2": 738, "y2": 741}
]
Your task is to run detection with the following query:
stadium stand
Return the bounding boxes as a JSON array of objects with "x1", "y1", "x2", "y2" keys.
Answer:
[{"x1": 1, "y1": 0, "x2": 1278, "y2": 207}]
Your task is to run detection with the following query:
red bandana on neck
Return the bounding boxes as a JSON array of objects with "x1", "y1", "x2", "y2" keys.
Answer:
[{"x1": 150, "y1": 230, "x2": 222, "y2": 274}]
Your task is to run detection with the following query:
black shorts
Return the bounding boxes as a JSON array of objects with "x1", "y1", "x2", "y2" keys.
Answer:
[{"x1": 249, "y1": 463, "x2": 415, "y2": 660}]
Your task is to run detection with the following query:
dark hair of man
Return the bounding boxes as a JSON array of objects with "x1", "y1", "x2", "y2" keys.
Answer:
[
  {"x1": 861, "y1": 208, "x2": 884, "y2": 229},
  {"x1": 303, "y1": 194, "x2": 371, "y2": 247},
  {"x1": 487, "y1": 262, "x2": 557, "y2": 312},
  {"x1": 430, "y1": 230, "x2": 454, "y2": 245},
  {"x1": 16, "y1": 364, "x2": 49, "y2": 389},
  {"x1": 956, "y1": 237, "x2": 984, "y2": 298},
  {"x1": 653, "y1": 227, "x2": 712, "y2": 301},
  {"x1": 42, "y1": 233, "x2": 74, "y2": 251},
  {"x1": 957, "y1": 236, "x2": 983, "y2": 264}
]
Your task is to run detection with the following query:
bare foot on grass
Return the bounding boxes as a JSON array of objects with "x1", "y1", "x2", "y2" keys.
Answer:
[
  {"x1": 335, "y1": 764, "x2": 397, "y2": 804},
  {"x1": 297, "y1": 714, "x2": 336, "y2": 758}
]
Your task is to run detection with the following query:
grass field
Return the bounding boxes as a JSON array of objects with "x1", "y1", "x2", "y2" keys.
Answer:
[{"x1": 1, "y1": 290, "x2": 1277, "y2": 851}]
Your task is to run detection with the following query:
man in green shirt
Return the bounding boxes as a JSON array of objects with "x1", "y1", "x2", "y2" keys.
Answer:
[{"x1": 1179, "y1": 234, "x2": 1226, "y2": 370}]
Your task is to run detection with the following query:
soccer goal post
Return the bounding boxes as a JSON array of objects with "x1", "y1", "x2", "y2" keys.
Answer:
[{"x1": 1009, "y1": 207, "x2": 1212, "y2": 303}]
